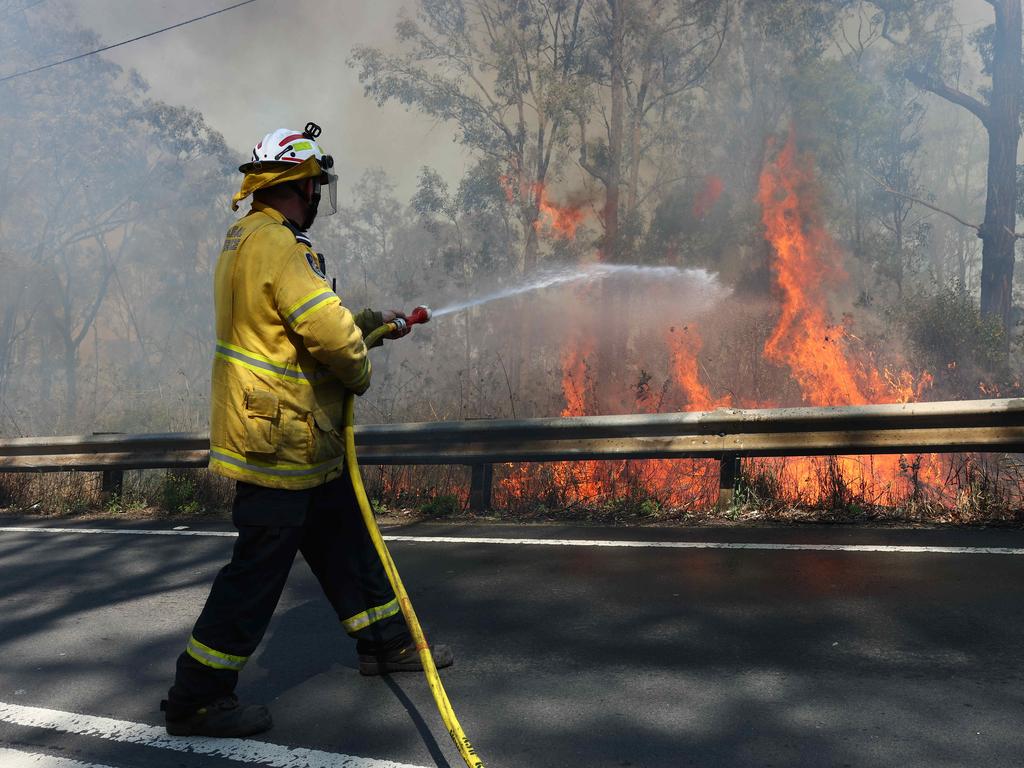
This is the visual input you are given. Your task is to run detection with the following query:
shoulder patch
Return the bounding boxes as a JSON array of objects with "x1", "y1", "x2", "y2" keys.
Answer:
[
  {"x1": 305, "y1": 251, "x2": 327, "y2": 281},
  {"x1": 222, "y1": 224, "x2": 243, "y2": 252}
]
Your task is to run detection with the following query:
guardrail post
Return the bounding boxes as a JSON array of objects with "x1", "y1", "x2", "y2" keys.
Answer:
[
  {"x1": 469, "y1": 463, "x2": 493, "y2": 512},
  {"x1": 100, "y1": 469, "x2": 123, "y2": 497},
  {"x1": 92, "y1": 432, "x2": 124, "y2": 499},
  {"x1": 717, "y1": 453, "x2": 740, "y2": 511}
]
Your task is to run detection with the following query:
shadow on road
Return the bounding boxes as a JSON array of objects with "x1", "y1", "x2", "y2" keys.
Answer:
[{"x1": 4, "y1": 526, "x2": 1024, "y2": 767}]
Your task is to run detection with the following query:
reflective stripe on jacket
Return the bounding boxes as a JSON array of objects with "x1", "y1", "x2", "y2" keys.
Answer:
[{"x1": 209, "y1": 201, "x2": 382, "y2": 490}]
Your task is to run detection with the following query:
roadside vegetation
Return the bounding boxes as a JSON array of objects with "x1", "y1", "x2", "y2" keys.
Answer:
[{"x1": 2, "y1": 457, "x2": 1021, "y2": 527}]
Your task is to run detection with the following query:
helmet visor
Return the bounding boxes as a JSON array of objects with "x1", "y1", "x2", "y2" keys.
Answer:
[{"x1": 315, "y1": 172, "x2": 338, "y2": 217}]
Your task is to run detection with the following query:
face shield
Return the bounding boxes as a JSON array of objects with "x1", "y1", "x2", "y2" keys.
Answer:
[
  {"x1": 317, "y1": 172, "x2": 338, "y2": 215},
  {"x1": 317, "y1": 155, "x2": 338, "y2": 216}
]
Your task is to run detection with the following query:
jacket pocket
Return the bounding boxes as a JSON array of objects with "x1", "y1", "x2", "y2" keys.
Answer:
[
  {"x1": 243, "y1": 388, "x2": 279, "y2": 454},
  {"x1": 308, "y1": 406, "x2": 346, "y2": 465}
]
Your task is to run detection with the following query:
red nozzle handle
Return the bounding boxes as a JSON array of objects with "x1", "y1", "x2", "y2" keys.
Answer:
[{"x1": 406, "y1": 305, "x2": 431, "y2": 326}]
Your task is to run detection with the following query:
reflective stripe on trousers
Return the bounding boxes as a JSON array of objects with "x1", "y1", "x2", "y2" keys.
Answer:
[
  {"x1": 342, "y1": 597, "x2": 401, "y2": 634},
  {"x1": 185, "y1": 634, "x2": 248, "y2": 671}
]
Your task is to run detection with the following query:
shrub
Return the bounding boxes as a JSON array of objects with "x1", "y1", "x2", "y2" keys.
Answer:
[
  {"x1": 419, "y1": 493, "x2": 463, "y2": 518},
  {"x1": 637, "y1": 498, "x2": 662, "y2": 518},
  {"x1": 158, "y1": 472, "x2": 204, "y2": 515},
  {"x1": 105, "y1": 493, "x2": 148, "y2": 516},
  {"x1": 899, "y1": 287, "x2": 1008, "y2": 395}
]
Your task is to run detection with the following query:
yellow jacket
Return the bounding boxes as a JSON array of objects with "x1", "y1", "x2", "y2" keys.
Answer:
[{"x1": 208, "y1": 201, "x2": 382, "y2": 490}]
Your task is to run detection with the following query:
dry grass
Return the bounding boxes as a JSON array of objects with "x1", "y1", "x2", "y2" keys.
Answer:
[
  {"x1": 728, "y1": 453, "x2": 1024, "y2": 526},
  {"x1": 417, "y1": 453, "x2": 1024, "y2": 526},
  {"x1": 0, "y1": 469, "x2": 234, "y2": 519}
]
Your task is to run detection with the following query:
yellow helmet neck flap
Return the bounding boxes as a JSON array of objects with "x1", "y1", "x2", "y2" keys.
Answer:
[{"x1": 231, "y1": 157, "x2": 323, "y2": 212}]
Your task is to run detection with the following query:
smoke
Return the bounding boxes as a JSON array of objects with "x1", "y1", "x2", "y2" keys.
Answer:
[{"x1": 70, "y1": 0, "x2": 467, "y2": 200}]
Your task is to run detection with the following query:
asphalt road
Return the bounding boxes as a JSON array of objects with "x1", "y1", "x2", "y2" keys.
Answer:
[{"x1": 0, "y1": 518, "x2": 1023, "y2": 768}]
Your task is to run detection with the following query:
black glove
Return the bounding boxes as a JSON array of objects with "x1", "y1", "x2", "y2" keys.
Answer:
[{"x1": 380, "y1": 309, "x2": 411, "y2": 339}]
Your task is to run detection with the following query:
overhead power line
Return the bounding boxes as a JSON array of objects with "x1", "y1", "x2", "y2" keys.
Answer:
[{"x1": 0, "y1": 0, "x2": 259, "y2": 83}]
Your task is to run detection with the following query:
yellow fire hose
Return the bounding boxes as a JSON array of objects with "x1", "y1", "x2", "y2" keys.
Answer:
[{"x1": 342, "y1": 322, "x2": 485, "y2": 768}]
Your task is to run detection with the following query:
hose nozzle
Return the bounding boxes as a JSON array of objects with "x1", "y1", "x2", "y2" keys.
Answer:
[
  {"x1": 389, "y1": 305, "x2": 431, "y2": 335},
  {"x1": 407, "y1": 305, "x2": 432, "y2": 326}
]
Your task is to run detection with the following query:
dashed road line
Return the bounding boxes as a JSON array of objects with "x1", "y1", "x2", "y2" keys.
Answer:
[
  {"x1": 0, "y1": 701, "x2": 428, "y2": 768},
  {"x1": 0, "y1": 525, "x2": 1022, "y2": 555}
]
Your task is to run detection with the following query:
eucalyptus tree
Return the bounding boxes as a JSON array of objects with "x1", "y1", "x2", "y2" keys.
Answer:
[
  {"x1": 868, "y1": 0, "x2": 1021, "y2": 347},
  {"x1": 350, "y1": 0, "x2": 592, "y2": 273},
  {"x1": 577, "y1": 0, "x2": 728, "y2": 260}
]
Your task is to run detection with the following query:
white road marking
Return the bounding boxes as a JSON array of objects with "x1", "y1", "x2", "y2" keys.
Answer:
[
  {"x1": 0, "y1": 526, "x2": 237, "y2": 537},
  {"x1": 0, "y1": 525, "x2": 1022, "y2": 555},
  {"x1": 383, "y1": 535, "x2": 1024, "y2": 555},
  {"x1": 0, "y1": 746, "x2": 118, "y2": 768},
  {"x1": 0, "y1": 701, "x2": 428, "y2": 768}
]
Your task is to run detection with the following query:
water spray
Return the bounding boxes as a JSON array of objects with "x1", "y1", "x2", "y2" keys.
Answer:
[{"x1": 430, "y1": 262, "x2": 726, "y2": 318}]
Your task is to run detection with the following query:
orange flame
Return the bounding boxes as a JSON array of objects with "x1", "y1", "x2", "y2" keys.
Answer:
[
  {"x1": 534, "y1": 184, "x2": 586, "y2": 239},
  {"x1": 667, "y1": 325, "x2": 732, "y2": 411},
  {"x1": 494, "y1": 141, "x2": 947, "y2": 511},
  {"x1": 551, "y1": 335, "x2": 609, "y2": 500},
  {"x1": 758, "y1": 133, "x2": 878, "y2": 406},
  {"x1": 499, "y1": 175, "x2": 587, "y2": 239},
  {"x1": 756, "y1": 130, "x2": 940, "y2": 499}
]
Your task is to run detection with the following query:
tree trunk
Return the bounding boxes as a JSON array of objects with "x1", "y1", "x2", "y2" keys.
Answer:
[
  {"x1": 853, "y1": 135, "x2": 864, "y2": 261},
  {"x1": 597, "y1": 0, "x2": 626, "y2": 414},
  {"x1": 603, "y1": 0, "x2": 625, "y2": 262},
  {"x1": 62, "y1": 341, "x2": 77, "y2": 429},
  {"x1": 0, "y1": 299, "x2": 20, "y2": 404},
  {"x1": 626, "y1": 113, "x2": 642, "y2": 217},
  {"x1": 956, "y1": 231, "x2": 969, "y2": 290},
  {"x1": 522, "y1": 220, "x2": 540, "y2": 272},
  {"x1": 903, "y1": 0, "x2": 1020, "y2": 350},
  {"x1": 979, "y1": 0, "x2": 1021, "y2": 346},
  {"x1": 894, "y1": 191, "x2": 904, "y2": 299}
]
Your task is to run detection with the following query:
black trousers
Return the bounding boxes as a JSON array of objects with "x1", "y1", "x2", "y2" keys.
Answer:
[{"x1": 166, "y1": 473, "x2": 409, "y2": 717}]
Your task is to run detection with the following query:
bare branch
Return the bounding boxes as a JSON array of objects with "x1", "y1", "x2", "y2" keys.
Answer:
[
  {"x1": 636, "y1": 174, "x2": 688, "y2": 208},
  {"x1": 863, "y1": 169, "x2": 987, "y2": 234},
  {"x1": 880, "y1": 7, "x2": 901, "y2": 47},
  {"x1": 578, "y1": 153, "x2": 608, "y2": 185},
  {"x1": 495, "y1": 350, "x2": 516, "y2": 420},
  {"x1": 905, "y1": 69, "x2": 991, "y2": 126}
]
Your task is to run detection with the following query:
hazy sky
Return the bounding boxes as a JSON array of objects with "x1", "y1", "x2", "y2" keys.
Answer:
[
  {"x1": 70, "y1": 0, "x2": 469, "y2": 199},
  {"x1": 20, "y1": 0, "x2": 998, "y2": 202}
]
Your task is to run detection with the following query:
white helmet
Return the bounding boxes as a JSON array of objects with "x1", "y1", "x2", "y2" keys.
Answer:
[
  {"x1": 241, "y1": 122, "x2": 333, "y2": 170},
  {"x1": 238, "y1": 122, "x2": 337, "y2": 216}
]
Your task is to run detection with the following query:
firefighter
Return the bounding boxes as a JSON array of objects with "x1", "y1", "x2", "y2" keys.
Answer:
[{"x1": 161, "y1": 123, "x2": 451, "y2": 738}]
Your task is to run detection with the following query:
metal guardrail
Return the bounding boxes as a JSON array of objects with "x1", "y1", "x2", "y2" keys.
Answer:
[{"x1": 2, "y1": 398, "x2": 1022, "y2": 510}]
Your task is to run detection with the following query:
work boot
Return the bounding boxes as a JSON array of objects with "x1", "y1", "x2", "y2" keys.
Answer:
[
  {"x1": 359, "y1": 641, "x2": 454, "y2": 676},
  {"x1": 162, "y1": 695, "x2": 272, "y2": 737}
]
